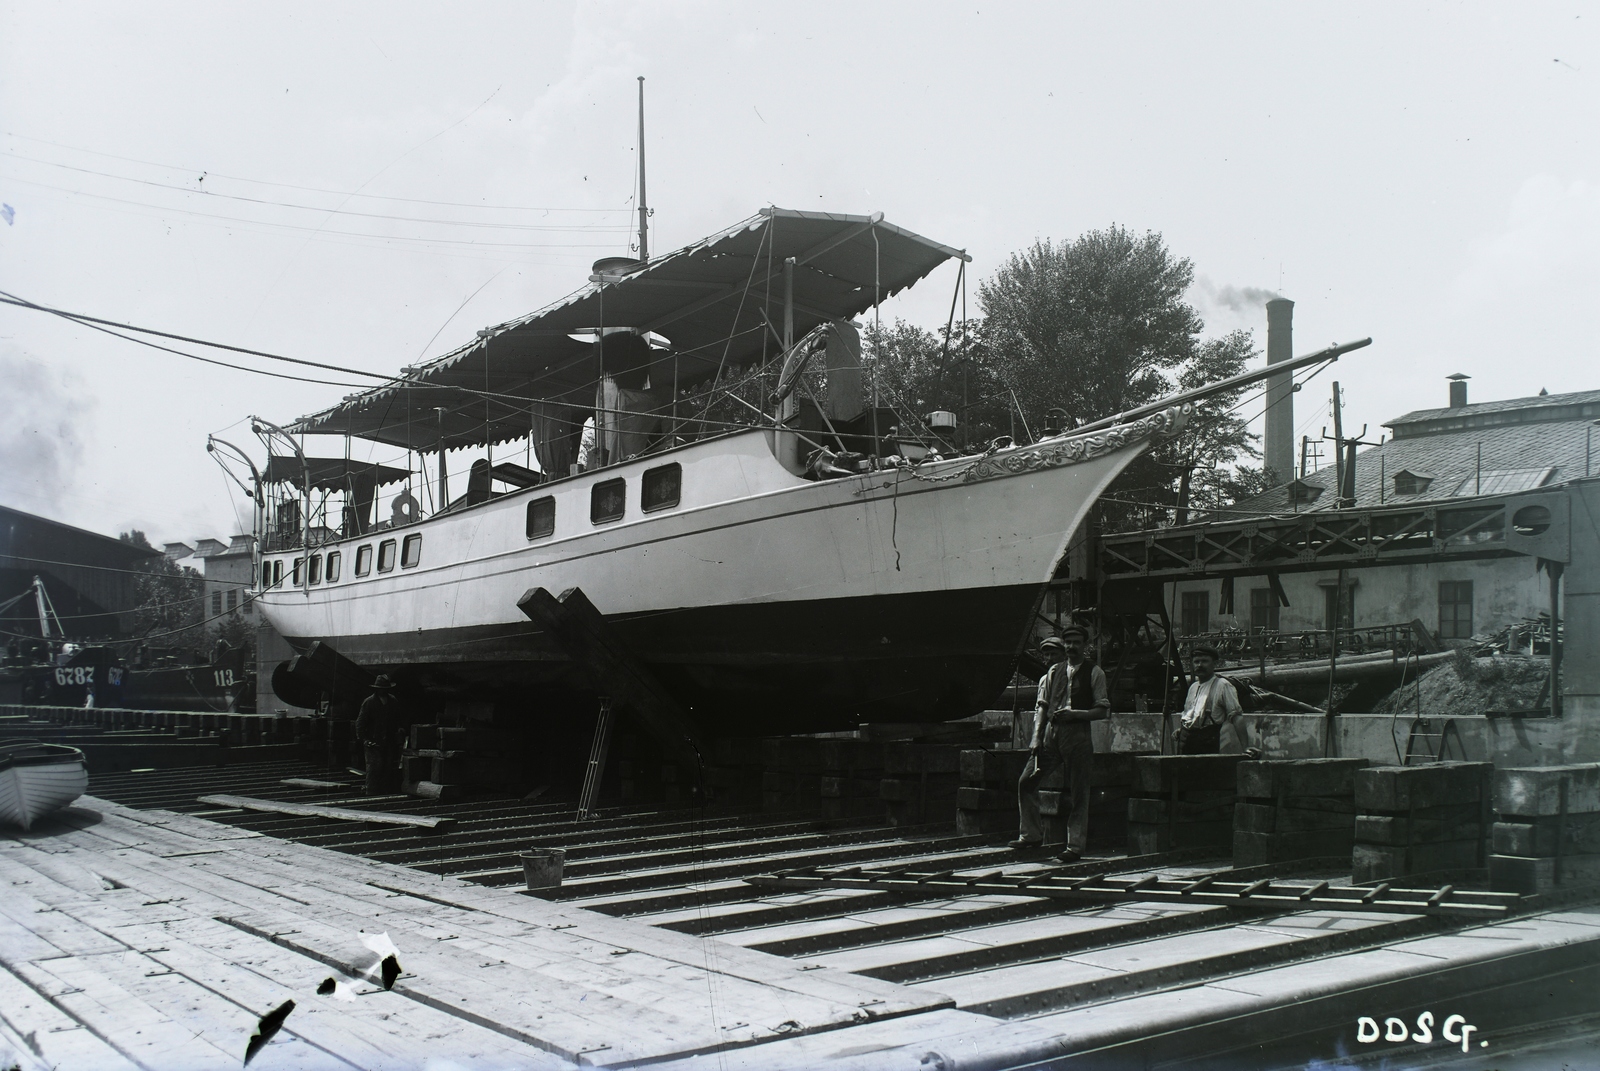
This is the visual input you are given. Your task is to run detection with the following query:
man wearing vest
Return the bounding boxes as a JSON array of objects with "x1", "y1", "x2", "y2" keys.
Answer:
[{"x1": 1012, "y1": 626, "x2": 1109, "y2": 861}]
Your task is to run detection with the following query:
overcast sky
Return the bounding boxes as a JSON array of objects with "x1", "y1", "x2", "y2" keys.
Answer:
[{"x1": 2, "y1": 2, "x2": 1595, "y2": 546}]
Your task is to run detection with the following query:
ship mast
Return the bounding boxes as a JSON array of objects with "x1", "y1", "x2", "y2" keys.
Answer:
[{"x1": 636, "y1": 76, "x2": 648, "y2": 262}]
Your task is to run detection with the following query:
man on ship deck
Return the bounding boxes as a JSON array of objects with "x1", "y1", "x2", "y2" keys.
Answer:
[{"x1": 1012, "y1": 626, "x2": 1108, "y2": 862}]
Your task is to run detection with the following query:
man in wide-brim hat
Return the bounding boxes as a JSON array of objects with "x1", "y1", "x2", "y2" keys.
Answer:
[
  {"x1": 1013, "y1": 625, "x2": 1108, "y2": 862},
  {"x1": 356, "y1": 674, "x2": 402, "y2": 794}
]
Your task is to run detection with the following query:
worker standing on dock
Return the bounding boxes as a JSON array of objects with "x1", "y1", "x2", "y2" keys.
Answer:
[
  {"x1": 1174, "y1": 646, "x2": 1256, "y2": 755},
  {"x1": 356, "y1": 674, "x2": 402, "y2": 794},
  {"x1": 1013, "y1": 626, "x2": 1109, "y2": 862}
]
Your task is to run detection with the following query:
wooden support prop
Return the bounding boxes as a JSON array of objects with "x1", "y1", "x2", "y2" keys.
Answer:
[
  {"x1": 517, "y1": 586, "x2": 702, "y2": 775},
  {"x1": 197, "y1": 794, "x2": 454, "y2": 829}
]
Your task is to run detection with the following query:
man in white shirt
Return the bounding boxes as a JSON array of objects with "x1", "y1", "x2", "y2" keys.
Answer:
[
  {"x1": 1176, "y1": 645, "x2": 1256, "y2": 755},
  {"x1": 1012, "y1": 626, "x2": 1109, "y2": 861}
]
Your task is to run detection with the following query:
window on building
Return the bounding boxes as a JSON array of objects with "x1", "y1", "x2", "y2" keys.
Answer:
[
  {"x1": 402, "y1": 534, "x2": 422, "y2": 568},
  {"x1": 377, "y1": 539, "x2": 397, "y2": 572},
  {"x1": 1180, "y1": 591, "x2": 1209, "y2": 635},
  {"x1": 1439, "y1": 580, "x2": 1474, "y2": 641},
  {"x1": 226, "y1": 589, "x2": 238, "y2": 612},
  {"x1": 1322, "y1": 583, "x2": 1356, "y2": 631},
  {"x1": 526, "y1": 496, "x2": 555, "y2": 539},
  {"x1": 1249, "y1": 588, "x2": 1280, "y2": 633},
  {"x1": 642, "y1": 463, "x2": 682, "y2": 512},
  {"x1": 591, "y1": 477, "x2": 626, "y2": 524},
  {"x1": 355, "y1": 545, "x2": 373, "y2": 576},
  {"x1": 212, "y1": 591, "x2": 223, "y2": 616},
  {"x1": 326, "y1": 551, "x2": 341, "y2": 582},
  {"x1": 292, "y1": 558, "x2": 305, "y2": 586},
  {"x1": 308, "y1": 555, "x2": 322, "y2": 585},
  {"x1": 1392, "y1": 469, "x2": 1434, "y2": 496}
]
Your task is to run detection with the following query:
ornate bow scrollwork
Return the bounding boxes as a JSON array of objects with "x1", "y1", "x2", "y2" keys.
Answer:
[{"x1": 962, "y1": 404, "x2": 1192, "y2": 484}]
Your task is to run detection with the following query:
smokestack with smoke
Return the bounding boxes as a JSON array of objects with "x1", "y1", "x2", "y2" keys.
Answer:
[{"x1": 1264, "y1": 298, "x2": 1295, "y2": 484}]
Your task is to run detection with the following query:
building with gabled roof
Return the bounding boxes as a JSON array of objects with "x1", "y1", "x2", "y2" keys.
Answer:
[{"x1": 1144, "y1": 378, "x2": 1597, "y2": 658}]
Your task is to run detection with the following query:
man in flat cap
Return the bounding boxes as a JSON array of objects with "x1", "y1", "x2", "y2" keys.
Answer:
[
  {"x1": 1013, "y1": 625, "x2": 1108, "y2": 861},
  {"x1": 1174, "y1": 645, "x2": 1254, "y2": 755}
]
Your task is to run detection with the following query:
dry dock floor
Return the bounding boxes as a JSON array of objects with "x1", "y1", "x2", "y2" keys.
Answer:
[{"x1": 2, "y1": 763, "x2": 1599, "y2": 1070}]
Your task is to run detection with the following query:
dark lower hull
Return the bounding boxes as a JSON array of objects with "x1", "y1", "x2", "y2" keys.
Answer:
[{"x1": 277, "y1": 584, "x2": 1042, "y2": 733}]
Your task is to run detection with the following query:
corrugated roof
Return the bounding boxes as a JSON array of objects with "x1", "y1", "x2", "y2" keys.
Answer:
[{"x1": 287, "y1": 208, "x2": 968, "y2": 451}]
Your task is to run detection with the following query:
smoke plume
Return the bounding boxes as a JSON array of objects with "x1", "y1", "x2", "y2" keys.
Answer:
[{"x1": 0, "y1": 346, "x2": 93, "y2": 514}]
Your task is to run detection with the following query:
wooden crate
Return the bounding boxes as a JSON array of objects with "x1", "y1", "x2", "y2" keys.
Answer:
[
  {"x1": 1490, "y1": 763, "x2": 1600, "y2": 895},
  {"x1": 1353, "y1": 762, "x2": 1492, "y2": 883}
]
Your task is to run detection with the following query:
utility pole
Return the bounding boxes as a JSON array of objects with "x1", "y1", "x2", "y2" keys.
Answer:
[{"x1": 1331, "y1": 381, "x2": 1345, "y2": 501}]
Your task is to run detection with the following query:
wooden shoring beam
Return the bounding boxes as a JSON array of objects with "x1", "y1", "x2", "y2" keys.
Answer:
[
  {"x1": 198, "y1": 794, "x2": 454, "y2": 829},
  {"x1": 516, "y1": 586, "x2": 703, "y2": 778}
]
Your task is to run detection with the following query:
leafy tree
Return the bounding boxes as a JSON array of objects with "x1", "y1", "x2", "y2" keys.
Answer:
[
  {"x1": 859, "y1": 318, "x2": 1013, "y2": 450},
  {"x1": 118, "y1": 530, "x2": 206, "y2": 651},
  {"x1": 979, "y1": 227, "x2": 1201, "y2": 430}
]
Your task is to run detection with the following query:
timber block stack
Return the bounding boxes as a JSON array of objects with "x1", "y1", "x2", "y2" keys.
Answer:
[
  {"x1": 1127, "y1": 755, "x2": 1245, "y2": 855},
  {"x1": 761, "y1": 737, "x2": 823, "y2": 813},
  {"x1": 1352, "y1": 762, "x2": 1493, "y2": 883},
  {"x1": 1490, "y1": 763, "x2": 1600, "y2": 895},
  {"x1": 818, "y1": 739, "x2": 886, "y2": 820},
  {"x1": 703, "y1": 738, "x2": 764, "y2": 808},
  {"x1": 1233, "y1": 758, "x2": 1368, "y2": 868},
  {"x1": 881, "y1": 743, "x2": 961, "y2": 828},
  {"x1": 401, "y1": 724, "x2": 517, "y2": 798},
  {"x1": 957, "y1": 748, "x2": 1030, "y2": 836}
]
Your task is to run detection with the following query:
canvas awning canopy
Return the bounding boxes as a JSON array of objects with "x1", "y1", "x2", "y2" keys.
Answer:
[
  {"x1": 287, "y1": 208, "x2": 969, "y2": 452},
  {"x1": 263, "y1": 456, "x2": 412, "y2": 490}
]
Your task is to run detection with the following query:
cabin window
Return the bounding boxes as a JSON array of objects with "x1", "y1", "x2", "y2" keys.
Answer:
[
  {"x1": 261, "y1": 562, "x2": 272, "y2": 589},
  {"x1": 308, "y1": 555, "x2": 322, "y2": 585},
  {"x1": 227, "y1": 589, "x2": 239, "y2": 612},
  {"x1": 272, "y1": 560, "x2": 283, "y2": 586},
  {"x1": 642, "y1": 463, "x2": 682, "y2": 512},
  {"x1": 212, "y1": 591, "x2": 223, "y2": 616},
  {"x1": 526, "y1": 496, "x2": 556, "y2": 539},
  {"x1": 402, "y1": 534, "x2": 423, "y2": 568},
  {"x1": 378, "y1": 540, "x2": 397, "y2": 572},
  {"x1": 326, "y1": 551, "x2": 341, "y2": 582},
  {"x1": 591, "y1": 478, "x2": 626, "y2": 524},
  {"x1": 292, "y1": 558, "x2": 305, "y2": 586},
  {"x1": 1180, "y1": 591, "x2": 1209, "y2": 635},
  {"x1": 1439, "y1": 580, "x2": 1473, "y2": 641},
  {"x1": 355, "y1": 545, "x2": 373, "y2": 576}
]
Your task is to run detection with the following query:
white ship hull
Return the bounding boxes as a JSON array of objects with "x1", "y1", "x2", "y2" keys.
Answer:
[
  {"x1": 0, "y1": 744, "x2": 89, "y2": 831},
  {"x1": 257, "y1": 411, "x2": 1184, "y2": 729}
]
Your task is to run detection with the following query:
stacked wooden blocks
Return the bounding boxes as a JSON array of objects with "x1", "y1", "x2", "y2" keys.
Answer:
[
  {"x1": 1233, "y1": 758, "x2": 1368, "y2": 868},
  {"x1": 1127, "y1": 755, "x2": 1245, "y2": 855},
  {"x1": 703, "y1": 738, "x2": 764, "y2": 808},
  {"x1": 761, "y1": 737, "x2": 822, "y2": 812},
  {"x1": 1491, "y1": 763, "x2": 1600, "y2": 895},
  {"x1": 818, "y1": 739, "x2": 886, "y2": 820},
  {"x1": 400, "y1": 724, "x2": 519, "y2": 799},
  {"x1": 881, "y1": 743, "x2": 961, "y2": 827},
  {"x1": 956, "y1": 748, "x2": 1030, "y2": 836},
  {"x1": 1352, "y1": 762, "x2": 1492, "y2": 883}
]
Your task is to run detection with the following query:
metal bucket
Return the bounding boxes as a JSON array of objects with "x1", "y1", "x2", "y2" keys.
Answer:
[{"x1": 519, "y1": 848, "x2": 566, "y2": 890}]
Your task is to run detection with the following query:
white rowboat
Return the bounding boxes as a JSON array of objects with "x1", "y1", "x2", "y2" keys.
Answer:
[{"x1": 0, "y1": 742, "x2": 89, "y2": 831}]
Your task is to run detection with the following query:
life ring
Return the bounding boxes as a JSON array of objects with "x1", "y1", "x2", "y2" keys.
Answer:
[{"x1": 391, "y1": 492, "x2": 421, "y2": 525}]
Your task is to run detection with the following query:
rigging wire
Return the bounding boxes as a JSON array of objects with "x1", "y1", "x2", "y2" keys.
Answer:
[{"x1": 1, "y1": 133, "x2": 627, "y2": 211}]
